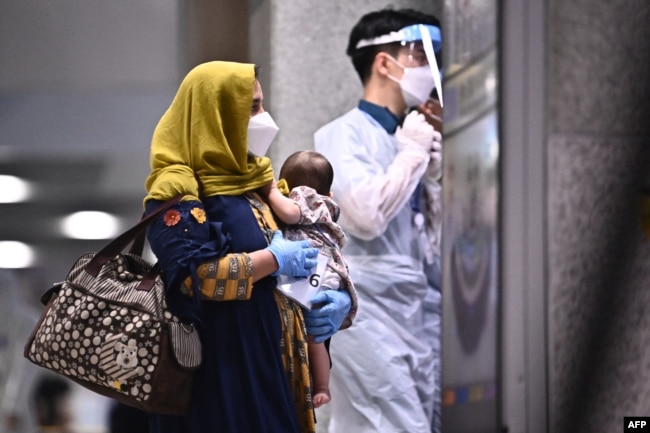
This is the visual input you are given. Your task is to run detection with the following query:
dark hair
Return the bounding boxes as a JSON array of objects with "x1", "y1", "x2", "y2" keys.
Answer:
[
  {"x1": 279, "y1": 151, "x2": 334, "y2": 196},
  {"x1": 346, "y1": 8, "x2": 441, "y2": 84}
]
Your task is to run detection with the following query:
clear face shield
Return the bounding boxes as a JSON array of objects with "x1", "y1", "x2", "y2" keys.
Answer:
[{"x1": 355, "y1": 24, "x2": 443, "y2": 107}]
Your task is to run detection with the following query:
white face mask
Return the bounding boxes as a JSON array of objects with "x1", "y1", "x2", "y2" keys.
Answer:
[
  {"x1": 247, "y1": 111, "x2": 279, "y2": 157},
  {"x1": 387, "y1": 56, "x2": 436, "y2": 107}
]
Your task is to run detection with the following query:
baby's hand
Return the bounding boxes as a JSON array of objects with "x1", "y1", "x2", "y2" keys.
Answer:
[{"x1": 260, "y1": 180, "x2": 277, "y2": 197}]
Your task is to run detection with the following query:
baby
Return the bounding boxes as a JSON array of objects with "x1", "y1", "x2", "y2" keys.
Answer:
[{"x1": 263, "y1": 150, "x2": 357, "y2": 408}]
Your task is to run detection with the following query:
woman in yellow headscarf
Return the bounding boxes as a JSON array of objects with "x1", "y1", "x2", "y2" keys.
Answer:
[{"x1": 143, "y1": 61, "x2": 333, "y2": 433}]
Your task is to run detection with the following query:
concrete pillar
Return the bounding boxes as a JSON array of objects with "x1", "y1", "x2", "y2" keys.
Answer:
[{"x1": 547, "y1": 1, "x2": 650, "y2": 432}]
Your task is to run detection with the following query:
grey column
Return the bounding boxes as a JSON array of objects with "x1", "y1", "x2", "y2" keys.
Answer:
[{"x1": 548, "y1": 2, "x2": 650, "y2": 433}]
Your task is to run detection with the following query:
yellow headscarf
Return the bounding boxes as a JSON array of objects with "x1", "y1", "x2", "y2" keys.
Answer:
[{"x1": 144, "y1": 61, "x2": 274, "y2": 203}]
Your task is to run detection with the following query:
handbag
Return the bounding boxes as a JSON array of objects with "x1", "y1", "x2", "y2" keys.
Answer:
[{"x1": 24, "y1": 196, "x2": 202, "y2": 415}]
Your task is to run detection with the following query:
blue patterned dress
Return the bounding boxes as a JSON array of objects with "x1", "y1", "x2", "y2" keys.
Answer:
[{"x1": 145, "y1": 193, "x2": 310, "y2": 433}]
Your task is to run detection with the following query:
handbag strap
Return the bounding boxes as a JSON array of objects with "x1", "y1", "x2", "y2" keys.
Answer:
[
  {"x1": 85, "y1": 196, "x2": 184, "y2": 277},
  {"x1": 128, "y1": 212, "x2": 150, "y2": 256}
]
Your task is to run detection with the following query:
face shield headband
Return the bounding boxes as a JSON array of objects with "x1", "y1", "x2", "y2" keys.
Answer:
[{"x1": 355, "y1": 24, "x2": 443, "y2": 106}]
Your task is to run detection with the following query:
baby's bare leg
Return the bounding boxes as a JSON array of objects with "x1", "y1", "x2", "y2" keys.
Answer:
[{"x1": 308, "y1": 337, "x2": 331, "y2": 408}]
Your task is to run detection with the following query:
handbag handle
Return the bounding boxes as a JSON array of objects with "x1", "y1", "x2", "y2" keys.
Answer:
[{"x1": 85, "y1": 196, "x2": 184, "y2": 278}]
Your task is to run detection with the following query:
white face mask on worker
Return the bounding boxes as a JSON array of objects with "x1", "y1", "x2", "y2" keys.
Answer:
[
  {"x1": 247, "y1": 112, "x2": 279, "y2": 157},
  {"x1": 386, "y1": 56, "x2": 436, "y2": 107}
]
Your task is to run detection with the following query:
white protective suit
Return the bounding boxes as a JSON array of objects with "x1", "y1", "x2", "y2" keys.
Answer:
[{"x1": 314, "y1": 106, "x2": 442, "y2": 433}]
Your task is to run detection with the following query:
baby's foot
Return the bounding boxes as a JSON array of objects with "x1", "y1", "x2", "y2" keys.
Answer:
[{"x1": 313, "y1": 391, "x2": 331, "y2": 408}]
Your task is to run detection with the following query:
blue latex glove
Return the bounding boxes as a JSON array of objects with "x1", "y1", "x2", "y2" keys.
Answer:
[
  {"x1": 265, "y1": 231, "x2": 319, "y2": 277},
  {"x1": 304, "y1": 289, "x2": 352, "y2": 343}
]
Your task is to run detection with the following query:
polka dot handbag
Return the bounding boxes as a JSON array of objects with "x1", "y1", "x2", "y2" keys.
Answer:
[{"x1": 24, "y1": 196, "x2": 201, "y2": 415}]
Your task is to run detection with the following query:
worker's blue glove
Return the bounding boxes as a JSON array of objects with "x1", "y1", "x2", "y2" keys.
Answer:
[
  {"x1": 266, "y1": 231, "x2": 319, "y2": 278},
  {"x1": 304, "y1": 290, "x2": 352, "y2": 343}
]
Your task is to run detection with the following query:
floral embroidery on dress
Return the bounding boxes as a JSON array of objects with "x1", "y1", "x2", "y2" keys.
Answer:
[
  {"x1": 190, "y1": 207, "x2": 207, "y2": 224},
  {"x1": 163, "y1": 209, "x2": 181, "y2": 226}
]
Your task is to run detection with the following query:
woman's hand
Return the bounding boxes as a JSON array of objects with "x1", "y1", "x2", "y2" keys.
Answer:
[
  {"x1": 265, "y1": 231, "x2": 318, "y2": 277},
  {"x1": 304, "y1": 290, "x2": 352, "y2": 343}
]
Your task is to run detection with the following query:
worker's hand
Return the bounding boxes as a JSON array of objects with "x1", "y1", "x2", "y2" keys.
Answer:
[
  {"x1": 425, "y1": 135, "x2": 443, "y2": 182},
  {"x1": 265, "y1": 231, "x2": 318, "y2": 277},
  {"x1": 396, "y1": 111, "x2": 441, "y2": 154},
  {"x1": 304, "y1": 290, "x2": 352, "y2": 343}
]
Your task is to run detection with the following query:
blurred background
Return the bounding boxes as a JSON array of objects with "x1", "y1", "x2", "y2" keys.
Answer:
[{"x1": 0, "y1": 0, "x2": 249, "y2": 293}]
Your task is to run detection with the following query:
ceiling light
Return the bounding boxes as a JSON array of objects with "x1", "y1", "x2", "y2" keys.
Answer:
[
  {"x1": 0, "y1": 175, "x2": 32, "y2": 203},
  {"x1": 0, "y1": 241, "x2": 36, "y2": 268},
  {"x1": 60, "y1": 211, "x2": 121, "y2": 239}
]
